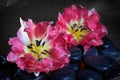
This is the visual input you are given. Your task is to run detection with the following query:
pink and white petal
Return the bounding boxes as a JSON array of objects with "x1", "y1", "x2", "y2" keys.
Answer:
[
  {"x1": 8, "y1": 37, "x2": 23, "y2": 46},
  {"x1": 22, "y1": 18, "x2": 36, "y2": 40},
  {"x1": 12, "y1": 45, "x2": 24, "y2": 53},
  {"x1": 16, "y1": 58, "x2": 25, "y2": 70},
  {"x1": 16, "y1": 54, "x2": 35, "y2": 71},
  {"x1": 50, "y1": 47, "x2": 67, "y2": 59},
  {"x1": 9, "y1": 37, "x2": 24, "y2": 53},
  {"x1": 58, "y1": 55, "x2": 70, "y2": 65},
  {"x1": 41, "y1": 58, "x2": 53, "y2": 68},
  {"x1": 20, "y1": 17, "x2": 35, "y2": 29},
  {"x1": 17, "y1": 28, "x2": 30, "y2": 46},
  {"x1": 7, "y1": 51, "x2": 18, "y2": 63},
  {"x1": 52, "y1": 60, "x2": 64, "y2": 69},
  {"x1": 52, "y1": 56, "x2": 69, "y2": 69},
  {"x1": 34, "y1": 21, "x2": 52, "y2": 38},
  {"x1": 57, "y1": 13, "x2": 68, "y2": 30},
  {"x1": 80, "y1": 6, "x2": 89, "y2": 19},
  {"x1": 85, "y1": 21, "x2": 97, "y2": 30},
  {"x1": 88, "y1": 8, "x2": 99, "y2": 21},
  {"x1": 41, "y1": 58, "x2": 54, "y2": 72},
  {"x1": 63, "y1": 34, "x2": 78, "y2": 46}
]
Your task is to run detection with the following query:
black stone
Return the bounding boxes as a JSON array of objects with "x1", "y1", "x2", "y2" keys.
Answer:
[
  {"x1": 78, "y1": 45, "x2": 84, "y2": 53},
  {"x1": 0, "y1": 62, "x2": 17, "y2": 79},
  {"x1": 84, "y1": 47, "x2": 99, "y2": 56},
  {"x1": 83, "y1": 56, "x2": 116, "y2": 73},
  {"x1": 101, "y1": 47, "x2": 120, "y2": 63},
  {"x1": 101, "y1": 36, "x2": 115, "y2": 49},
  {"x1": 65, "y1": 63, "x2": 80, "y2": 72},
  {"x1": 69, "y1": 46, "x2": 83, "y2": 63},
  {"x1": 0, "y1": 54, "x2": 7, "y2": 65},
  {"x1": 77, "y1": 69, "x2": 103, "y2": 80},
  {"x1": 15, "y1": 69, "x2": 48, "y2": 80},
  {"x1": 111, "y1": 70, "x2": 120, "y2": 80},
  {"x1": 103, "y1": 65, "x2": 120, "y2": 80},
  {"x1": 50, "y1": 67, "x2": 76, "y2": 80}
]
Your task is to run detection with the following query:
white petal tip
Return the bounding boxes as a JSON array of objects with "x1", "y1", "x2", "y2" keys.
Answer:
[
  {"x1": 20, "y1": 17, "x2": 23, "y2": 25},
  {"x1": 34, "y1": 72, "x2": 40, "y2": 77},
  {"x1": 19, "y1": 17, "x2": 27, "y2": 28},
  {"x1": 49, "y1": 21, "x2": 54, "y2": 24},
  {"x1": 89, "y1": 8, "x2": 96, "y2": 16}
]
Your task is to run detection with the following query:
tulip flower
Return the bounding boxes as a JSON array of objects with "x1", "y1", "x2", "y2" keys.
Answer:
[
  {"x1": 7, "y1": 18, "x2": 69, "y2": 76},
  {"x1": 57, "y1": 5, "x2": 107, "y2": 52}
]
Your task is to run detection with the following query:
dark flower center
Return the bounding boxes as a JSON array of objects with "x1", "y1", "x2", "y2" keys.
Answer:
[
  {"x1": 26, "y1": 39, "x2": 51, "y2": 61},
  {"x1": 68, "y1": 22, "x2": 90, "y2": 42}
]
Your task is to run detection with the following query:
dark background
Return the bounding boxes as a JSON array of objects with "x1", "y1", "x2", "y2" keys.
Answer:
[{"x1": 0, "y1": 0, "x2": 120, "y2": 54}]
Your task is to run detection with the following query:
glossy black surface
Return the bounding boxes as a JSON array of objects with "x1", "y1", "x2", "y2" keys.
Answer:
[
  {"x1": 0, "y1": 54, "x2": 6, "y2": 65},
  {"x1": 15, "y1": 69, "x2": 48, "y2": 80},
  {"x1": 69, "y1": 46, "x2": 83, "y2": 63},
  {"x1": 101, "y1": 47, "x2": 120, "y2": 62},
  {"x1": 66, "y1": 63, "x2": 80, "y2": 72},
  {"x1": 50, "y1": 67, "x2": 76, "y2": 80},
  {"x1": 83, "y1": 56, "x2": 116, "y2": 72},
  {"x1": 101, "y1": 36, "x2": 115, "y2": 49},
  {"x1": 103, "y1": 65, "x2": 120, "y2": 80},
  {"x1": 77, "y1": 69, "x2": 103, "y2": 80},
  {"x1": 84, "y1": 47, "x2": 99, "y2": 56},
  {"x1": 0, "y1": 62, "x2": 17, "y2": 80}
]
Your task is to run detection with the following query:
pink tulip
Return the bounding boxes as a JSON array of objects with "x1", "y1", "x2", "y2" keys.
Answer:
[
  {"x1": 56, "y1": 5, "x2": 107, "y2": 52},
  {"x1": 7, "y1": 18, "x2": 69, "y2": 76}
]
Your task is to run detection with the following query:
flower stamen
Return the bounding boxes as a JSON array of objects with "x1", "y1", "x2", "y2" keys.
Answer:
[
  {"x1": 75, "y1": 29, "x2": 79, "y2": 32},
  {"x1": 44, "y1": 50, "x2": 50, "y2": 53},
  {"x1": 68, "y1": 22, "x2": 90, "y2": 42},
  {"x1": 71, "y1": 23, "x2": 77, "y2": 30},
  {"x1": 26, "y1": 39, "x2": 50, "y2": 60},
  {"x1": 36, "y1": 40, "x2": 42, "y2": 46},
  {"x1": 42, "y1": 41, "x2": 46, "y2": 47}
]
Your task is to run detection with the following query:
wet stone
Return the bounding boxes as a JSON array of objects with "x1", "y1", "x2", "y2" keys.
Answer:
[
  {"x1": 101, "y1": 47, "x2": 120, "y2": 63},
  {"x1": 111, "y1": 76, "x2": 120, "y2": 80},
  {"x1": 101, "y1": 36, "x2": 115, "y2": 49},
  {"x1": 65, "y1": 62, "x2": 80, "y2": 72},
  {"x1": 111, "y1": 71, "x2": 120, "y2": 80},
  {"x1": 15, "y1": 69, "x2": 48, "y2": 80},
  {"x1": 0, "y1": 54, "x2": 6, "y2": 65},
  {"x1": 50, "y1": 67, "x2": 76, "y2": 80},
  {"x1": 77, "y1": 69, "x2": 103, "y2": 80},
  {"x1": 0, "y1": 62, "x2": 17, "y2": 80},
  {"x1": 103, "y1": 65, "x2": 120, "y2": 80},
  {"x1": 83, "y1": 56, "x2": 116, "y2": 73},
  {"x1": 84, "y1": 47, "x2": 99, "y2": 56},
  {"x1": 78, "y1": 44, "x2": 84, "y2": 53},
  {"x1": 69, "y1": 46, "x2": 83, "y2": 63}
]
